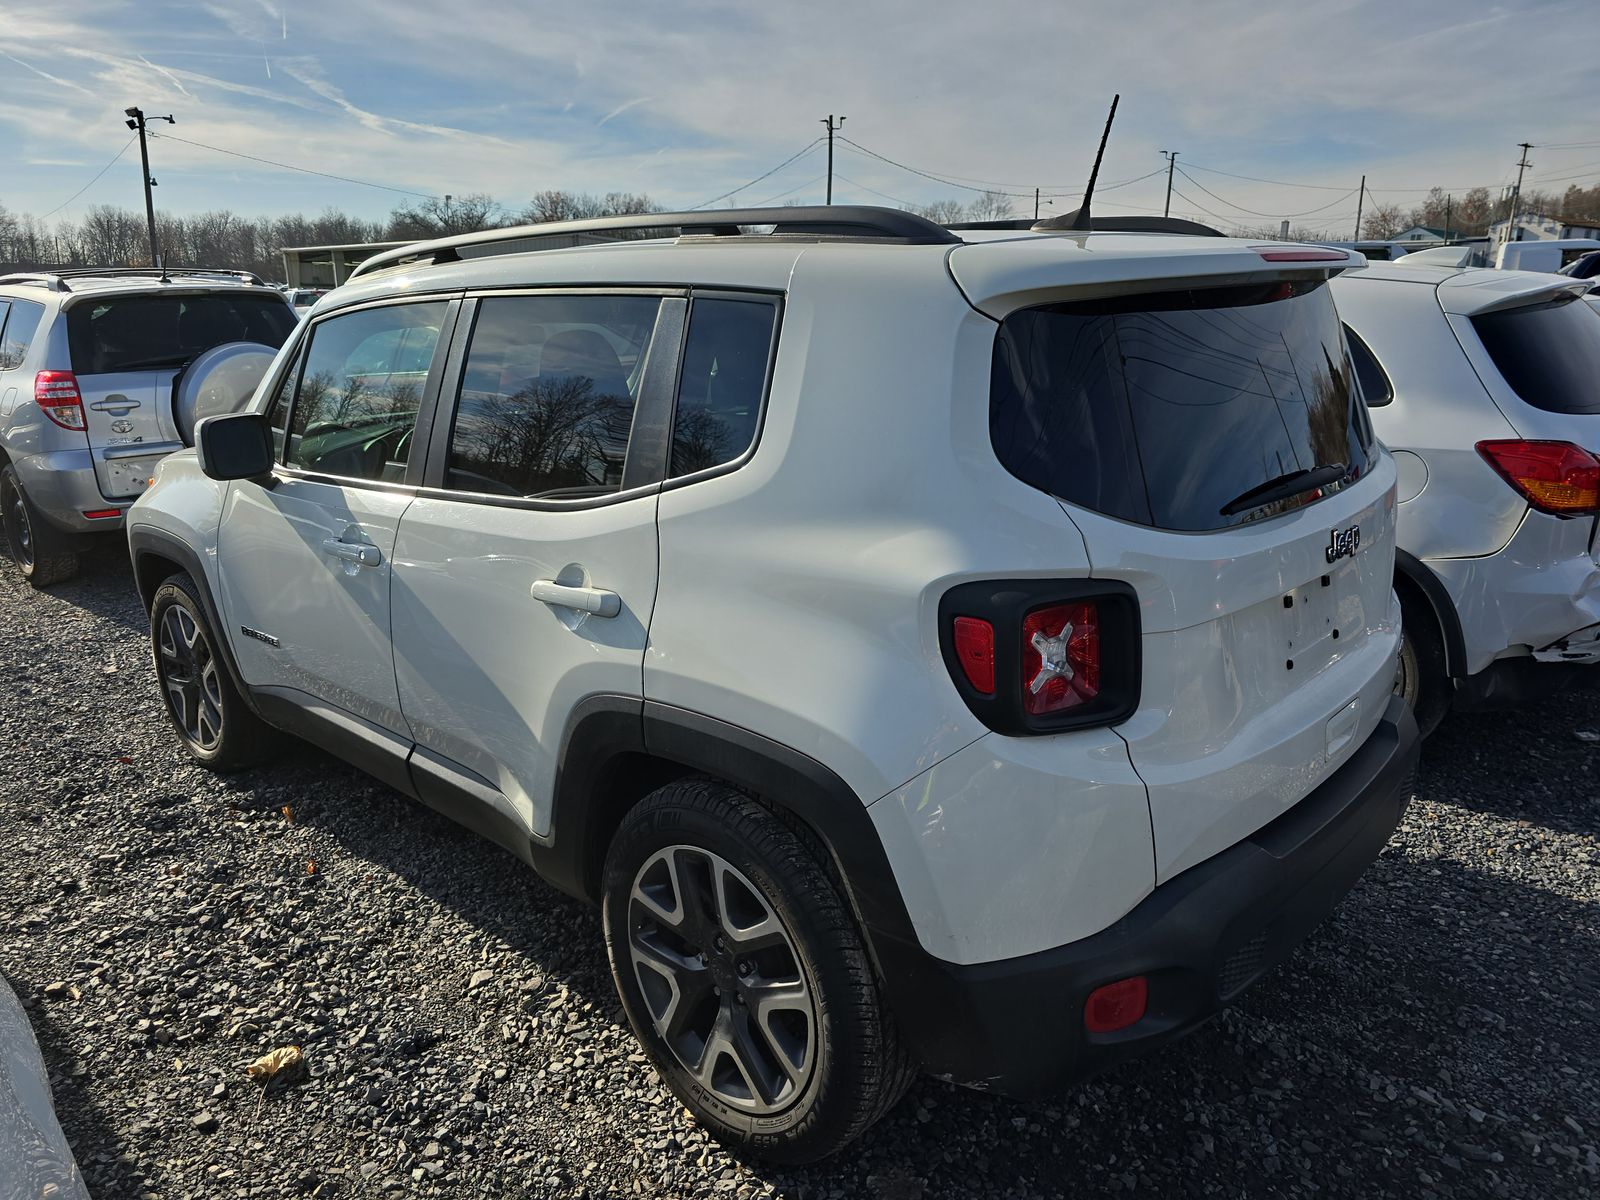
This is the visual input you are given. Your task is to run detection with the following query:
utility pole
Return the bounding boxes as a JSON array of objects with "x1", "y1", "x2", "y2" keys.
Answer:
[
  {"x1": 1353, "y1": 175, "x2": 1366, "y2": 241},
  {"x1": 1444, "y1": 194, "x2": 1452, "y2": 243},
  {"x1": 1160, "y1": 151, "x2": 1178, "y2": 218},
  {"x1": 1034, "y1": 187, "x2": 1040, "y2": 221},
  {"x1": 1507, "y1": 142, "x2": 1533, "y2": 243},
  {"x1": 820, "y1": 114, "x2": 845, "y2": 205},
  {"x1": 124, "y1": 106, "x2": 174, "y2": 268}
]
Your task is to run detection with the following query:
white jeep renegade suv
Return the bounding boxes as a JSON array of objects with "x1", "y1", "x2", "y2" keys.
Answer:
[{"x1": 127, "y1": 207, "x2": 1420, "y2": 1163}]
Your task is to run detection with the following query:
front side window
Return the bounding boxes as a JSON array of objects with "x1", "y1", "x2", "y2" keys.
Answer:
[
  {"x1": 668, "y1": 297, "x2": 777, "y2": 478},
  {"x1": 285, "y1": 301, "x2": 447, "y2": 481},
  {"x1": 990, "y1": 280, "x2": 1373, "y2": 531},
  {"x1": 445, "y1": 294, "x2": 662, "y2": 499},
  {"x1": 0, "y1": 299, "x2": 43, "y2": 371}
]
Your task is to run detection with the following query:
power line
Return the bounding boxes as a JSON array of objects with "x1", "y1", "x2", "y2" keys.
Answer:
[
  {"x1": 752, "y1": 172, "x2": 827, "y2": 207},
  {"x1": 37, "y1": 136, "x2": 138, "y2": 219},
  {"x1": 1175, "y1": 167, "x2": 1358, "y2": 218},
  {"x1": 148, "y1": 130, "x2": 436, "y2": 198},
  {"x1": 686, "y1": 139, "x2": 824, "y2": 210}
]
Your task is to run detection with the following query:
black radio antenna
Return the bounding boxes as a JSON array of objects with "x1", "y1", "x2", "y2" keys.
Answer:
[
  {"x1": 1034, "y1": 95, "x2": 1122, "y2": 233},
  {"x1": 1070, "y1": 93, "x2": 1119, "y2": 231}
]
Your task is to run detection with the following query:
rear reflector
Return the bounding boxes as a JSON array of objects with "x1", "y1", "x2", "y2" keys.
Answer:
[
  {"x1": 1022, "y1": 601, "x2": 1101, "y2": 716},
  {"x1": 951, "y1": 616, "x2": 995, "y2": 694},
  {"x1": 35, "y1": 371, "x2": 85, "y2": 431},
  {"x1": 82, "y1": 509, "x2": 121, "y2": 520},
  {"x1": 1476, "y1": 440, "x2": 1600, "y2": 515},
  {"x1": 1254, "y1": 248, "x2": 1349, "y2": 263},
  {"x1": 1084, "y1": 976, "x2": 1148, "y2": 1034}
]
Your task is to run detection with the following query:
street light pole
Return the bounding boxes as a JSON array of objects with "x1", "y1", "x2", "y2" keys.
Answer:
[{"x1": 124, "y1": 106, "x2": 175, "y2": 268}]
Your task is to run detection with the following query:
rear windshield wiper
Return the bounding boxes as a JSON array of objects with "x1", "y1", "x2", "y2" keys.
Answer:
[
  {"x1": 101, "y1": 353, "x2": 193, "y2": 371},
  {"x1": 1220, "y1": 462, "x2": 1347, "y2": 517}
]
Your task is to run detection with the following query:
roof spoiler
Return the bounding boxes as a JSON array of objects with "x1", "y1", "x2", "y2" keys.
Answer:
[
  {"x1": 947, "y1": 215, "x2": 1226, "y2": 237},
  {"x1": 346, "y1": 205, "x2": 961, "y2": 281}
]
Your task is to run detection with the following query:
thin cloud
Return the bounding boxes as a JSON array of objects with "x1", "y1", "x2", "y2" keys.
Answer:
[
  {"x1": 138, "y1": 55, "x2": 193, "y2": 98},
  {"x1": 599, "y1": 96, "x2": 649, "y2": 127},
  {"x1": 0, "y1": 49, "x2": 94, "y2": 95}
]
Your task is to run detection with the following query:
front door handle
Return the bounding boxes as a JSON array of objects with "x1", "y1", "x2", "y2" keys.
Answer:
[
  {"x1": 530, "y1": 579, "x2": 621, "y2": 618},
  {"x1": 322, "y1": 538, "x2": 382, "y2": 568}
]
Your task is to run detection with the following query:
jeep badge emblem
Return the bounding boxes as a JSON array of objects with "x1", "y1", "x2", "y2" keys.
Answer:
[{"x1": 1326, "y1": 525, "x2": 1360, "y2": 563}]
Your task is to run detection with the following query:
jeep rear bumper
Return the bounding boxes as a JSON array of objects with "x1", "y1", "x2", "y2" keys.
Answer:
[{"x1": 870, "y1": 694, "x2": 1419, "y2": 1097}]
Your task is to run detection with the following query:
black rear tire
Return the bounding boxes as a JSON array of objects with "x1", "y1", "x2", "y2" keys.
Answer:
[
  {"x1": 602, "y1": 779, "x2": 916, "y2": 1164},
  {"x1": 1, "y1": 465, "x2": 79, "y2": 587},
  {"x1": 150, "y1": 572, "x2": 273, "y2": 771},
  {"x1": 1395, "y1": 587, "x2": 1450, "y2": 738}
]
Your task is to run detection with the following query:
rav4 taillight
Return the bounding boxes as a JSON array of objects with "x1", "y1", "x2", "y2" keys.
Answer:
[
  {"x1": 34, "y1": 371, "x2": 85, "y2": 431},
  {"x1": 1477, "y1": 440, "x2": 1600, "y2": 515},
  {"x1": 940, "y1": 582, "x2": 1139, "y2": 735}
]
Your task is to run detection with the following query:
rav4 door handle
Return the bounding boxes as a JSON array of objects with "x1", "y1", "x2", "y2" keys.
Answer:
[
  {"x1": 321, "y1": 538, "x2": 382, "y2": 568},
  {"x1": 530, "y1": 579, "x2": 621, "y2": 618}
]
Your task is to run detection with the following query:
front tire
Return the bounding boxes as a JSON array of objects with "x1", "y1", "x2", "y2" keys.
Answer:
[
  {"x1": 602, "y1": 779, "x2": 916, "y2": 1164},
  {"x1": 1, "y1": 465, "x2": 79, "y2": 587},
  {"x1": 150, "y1": 573, "x2": 271, "y2": 771}
]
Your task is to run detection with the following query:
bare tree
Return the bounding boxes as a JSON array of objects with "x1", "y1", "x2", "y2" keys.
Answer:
[
  {"x1": 1360, "y1": 202, "x2": 1407, "y2": 240},
  {"x1": 386, "y1": 193, "x2": 505, "y2": 240},
  {"x1": 967, "y1": 190, "x2": 1014, "y2": 221}
]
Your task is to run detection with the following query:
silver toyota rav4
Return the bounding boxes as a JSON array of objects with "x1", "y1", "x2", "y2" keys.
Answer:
[{"x1": 0, "y1": 268, "x2": 296, "y2": 585}]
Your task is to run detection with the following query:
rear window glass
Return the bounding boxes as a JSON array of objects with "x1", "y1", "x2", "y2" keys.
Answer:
[
  {"x1": 1472, "y1": 292, "x2": 1600, "y2": 415},
  {"x1": 67, "y1": 293, "x2": 296, "y2": 375},
  {"x1": 990, "y1": 280, "x2": 1373, "y2": 531}
]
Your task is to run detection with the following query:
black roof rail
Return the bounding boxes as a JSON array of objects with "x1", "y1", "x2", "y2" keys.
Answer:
[
  {"x1": 347, "y1": 205, "x2": 961, "y2": 281},
  {"x1": 0, "y1": 267, "x2": 272, "y2": 293},
  {"x1": 947, "y1": 215, "x2": 1225, "y2": 237}
]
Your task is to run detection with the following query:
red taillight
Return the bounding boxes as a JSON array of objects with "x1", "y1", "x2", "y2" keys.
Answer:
[
  {"x1": 1476, "y1": 440, "x2": 1600, "y2": 515},
  {"x1": 1084, "y1": 976, "x2": 1148, "y2": 1034},
  {"x1": 35, "y1": 371, "x2": 85, "y2": 431},
  {"x1": 1021, "y1": 602, "x2": 1101, "y2": 716},
  {"x1": 951, "y1": 616, "x2": 995, "y2": 695},
  {"x1": 82, "y1": 509, "x2": 121, "y2": 520}
]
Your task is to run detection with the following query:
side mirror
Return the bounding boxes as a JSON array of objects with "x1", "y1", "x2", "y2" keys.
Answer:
[{"x1": 195, "y1": 412, "x2": 275, "y2": 483}]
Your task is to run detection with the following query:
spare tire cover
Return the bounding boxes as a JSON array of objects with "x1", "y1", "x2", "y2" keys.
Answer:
[{"x1": 172, "y1": 342, "x2": 278, "y2": 446}]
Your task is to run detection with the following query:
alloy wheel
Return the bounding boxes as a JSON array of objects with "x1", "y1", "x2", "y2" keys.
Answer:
[
  {"x1": 627, "y1": 845, "x2": 817, "y2": 1114},
  {"x1": 157, "y1": 606, "x2": 224, "y2": 751}
]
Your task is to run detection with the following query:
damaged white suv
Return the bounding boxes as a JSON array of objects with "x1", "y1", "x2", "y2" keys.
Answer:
[{"x1": 127, "y1": 207, "x2": 1419, "y2": 1163}]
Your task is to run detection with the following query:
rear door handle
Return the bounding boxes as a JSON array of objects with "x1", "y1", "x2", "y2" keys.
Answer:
[
  {"x1": 530, "y1": 579, "x2": 621, "y2": 618},
  {"x1": 322, "y1": 538, "x2": 383, "y2": 568},
  {"x1": 90, "y1": 396, "x2": 140, "y2": 413}
]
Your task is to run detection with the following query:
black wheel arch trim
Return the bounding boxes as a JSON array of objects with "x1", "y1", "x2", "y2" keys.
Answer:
[
  {"x1": 1394, "y1": 549, "x2": 1467, "y2": 680},
  {"x1": 128, "y1": 525, "x2": 264, "y2": 720},
  {"x1": 541, "y1": 697, "x2": 926, "y2": 976}
]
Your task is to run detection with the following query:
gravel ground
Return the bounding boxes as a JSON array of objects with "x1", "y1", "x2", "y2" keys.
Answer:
[{"x1": 1, "y1": 538, "x2": 1597, "y2": 1200}]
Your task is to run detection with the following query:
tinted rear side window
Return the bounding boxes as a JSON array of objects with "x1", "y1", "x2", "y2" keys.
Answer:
[
  {"x1": 669, "y1": 296, "x2": 777, "y2": 478},
  {"x1": 1472, "y1": 292, "x2": 1600, "y2": 415},
  {"x1": 0, "y1": 299, "x2": 45, "y2": 371},
  {"x1": 1344, "y1": 325, "x2": 1393, "y2": 407},
  {"x1": 990, "y1": 280, "x2": 1372, "y2": 531},
  {"x1": 67, "y1": 293, "x2": 296, "y2": 374}
]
